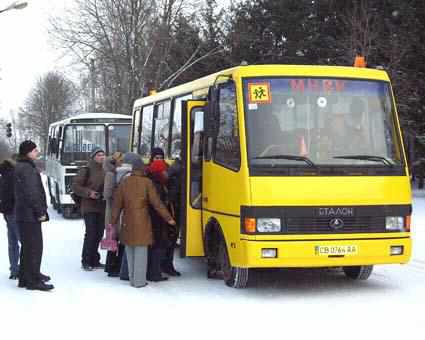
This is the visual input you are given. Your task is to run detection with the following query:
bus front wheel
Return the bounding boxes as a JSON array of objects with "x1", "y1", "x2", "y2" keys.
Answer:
[
  {"x1": 343, "y1": 265, "x2": 373, "y2": 280},
  {"x1": 219, "y1": 238, "x2": 249, "y2": 288}
]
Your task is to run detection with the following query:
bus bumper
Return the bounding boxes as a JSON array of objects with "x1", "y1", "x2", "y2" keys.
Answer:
[{"x1": 237, "y1": 236, "x2": 412, "y2": 268}]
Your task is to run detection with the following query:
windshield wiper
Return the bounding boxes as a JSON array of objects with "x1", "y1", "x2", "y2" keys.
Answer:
[
  {"x1": 333, "y1": 155, "x2": 395, "y2": 167},
  {"x1": 252, "y1": 154, "x2": 316, "y2": 167}
]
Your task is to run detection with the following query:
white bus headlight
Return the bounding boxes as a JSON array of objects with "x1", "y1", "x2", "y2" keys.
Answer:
[
  {"x1": 386, "y1": 216, "x2": 404, "y2": 231},
  {"x1": 257, "y1": 218, "x2": 281, "y2": 232}
]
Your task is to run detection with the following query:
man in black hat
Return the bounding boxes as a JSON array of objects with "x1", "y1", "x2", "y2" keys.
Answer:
[
  {"x1": 15, "y1": 140, "x2": 54, "y2": 291},
  {"x1": 72, "y1": 146, "x2": 106, "y2": 271}
]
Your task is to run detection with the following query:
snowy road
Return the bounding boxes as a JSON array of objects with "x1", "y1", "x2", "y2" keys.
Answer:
[{"x1": 1, "y1": 198, "x2": 424, "y2": 339}]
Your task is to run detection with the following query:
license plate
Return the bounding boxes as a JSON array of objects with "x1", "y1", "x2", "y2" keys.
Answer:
[{"x1": 315, "y1": 245, "x2": 358, "y2": 256}]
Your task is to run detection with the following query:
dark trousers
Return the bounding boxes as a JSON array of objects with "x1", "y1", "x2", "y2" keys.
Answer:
[
  {"x1": 82, "y1": 212, "x2": 105, "y2": 266},
  {"x1": 105, "y1": 244, "x2": 125, "y2": 275},
  {"x1": 147, "y1": 245, "x2": 164, "y2": 280},
  {"x1": 19, "y1": 221, "x2": 43, "y2": 285},
  {"x1": 161, "y1": 223, "x2": 179, "y2": 271}
]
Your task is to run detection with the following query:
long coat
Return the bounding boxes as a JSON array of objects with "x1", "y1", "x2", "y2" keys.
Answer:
[
  {"x1": 111, "y1": 170, "x2": 172, "y2": 247},
  {"x1": 14, "y1": 157, "x2": 47, "y2": 222},
  {"x1": 72, "y1": 159, "x2": 105, "y2": 215},
  {"x1": 103, "y1": 156, "x2": 117, "y2": 225},
  {"x1": 0, "y1": 159, "x2": 16, "y2": 215}
]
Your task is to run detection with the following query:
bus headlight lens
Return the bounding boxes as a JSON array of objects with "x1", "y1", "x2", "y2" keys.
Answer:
[
  {"x1": 386, "y1": 216, "x2": 404, "y2": 231},
  {"x1": 257, "y1": 218, "x2": 281, "y2": 232}
]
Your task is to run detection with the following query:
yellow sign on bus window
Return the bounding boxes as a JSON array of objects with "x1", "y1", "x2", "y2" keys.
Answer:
[{"x1": 248, "y1": 82, "x2": 272, "y2": 104}]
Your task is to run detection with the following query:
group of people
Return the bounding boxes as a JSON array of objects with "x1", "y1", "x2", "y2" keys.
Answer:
[
  {"x1": 1, "y1": 139, "x2": 182, "y2": 291},
  {"x1": 0, "y1": 141, "x2": 53, "y2": 291},
  {"x1": 72, "y1": 146, "x2": 182, "y2": 288}
]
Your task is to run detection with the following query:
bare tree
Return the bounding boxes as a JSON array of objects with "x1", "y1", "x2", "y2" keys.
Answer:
[{"x1": 18, "y1": 72, "x2": 78, "y2": 156}]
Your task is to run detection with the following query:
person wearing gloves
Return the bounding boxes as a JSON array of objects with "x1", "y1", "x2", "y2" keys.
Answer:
[
  {"x1": 72, "y1": 147, "x2": 106, "y2": 271},
  {"x1": 14, "y1": 141, "x2": 53, "y2": 291},
  {"x1": 110, "y1": 156, "x2": 176, "y2": 288}
]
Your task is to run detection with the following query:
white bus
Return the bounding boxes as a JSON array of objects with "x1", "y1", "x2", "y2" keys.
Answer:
[{"x1": 46, "y1": 113, "x2": 132, "y2": 218}]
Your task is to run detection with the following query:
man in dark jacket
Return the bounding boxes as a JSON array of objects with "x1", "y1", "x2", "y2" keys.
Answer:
[
  {"x1": 72, "y1": 147, "x2": 106, "y2": 271},
  {"x1": 15, "y1": 141, "x2": 54, "y2": 291},
  {"x1": 0, "y1": 156, "x2": 20, "y2": 279}
]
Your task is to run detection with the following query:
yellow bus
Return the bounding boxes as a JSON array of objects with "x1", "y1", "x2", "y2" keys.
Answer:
[{"x1": 130, "y1": 64, "x2": 411, "y2": 288}]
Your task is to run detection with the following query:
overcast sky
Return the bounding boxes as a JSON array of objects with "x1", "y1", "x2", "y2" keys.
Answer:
[
  {"x1": 0, "y1": 0, "x2": 233, "y2": 122},
  {"x1": 0, "y1": 0, "x2": 76, "y2": 121}
]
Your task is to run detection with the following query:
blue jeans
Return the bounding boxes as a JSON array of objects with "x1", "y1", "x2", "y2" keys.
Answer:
[{"x1": 4, "y1": 214, "x2": 20, "y2": 275}]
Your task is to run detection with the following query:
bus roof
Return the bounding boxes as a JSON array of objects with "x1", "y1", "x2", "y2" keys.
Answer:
[
  {"x1": 133, "y1": 64, "x2": 390, "y2": 107},
  {"x1": 49, "y1": 112, "x2": 132, "y2": 127}
]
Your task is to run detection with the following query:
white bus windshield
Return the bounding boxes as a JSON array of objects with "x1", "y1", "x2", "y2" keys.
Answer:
[
  {"x1": 63, "y1": 125, "x2": 106, "y2": 164},
  {"x1": 243, "y1": 78, "x2": 403, "y2": 168},
  {"x1": 108, "y1": 124, "x2": 131, "y2": 154}
]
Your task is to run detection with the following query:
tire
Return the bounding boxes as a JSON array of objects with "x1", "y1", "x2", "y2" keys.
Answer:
[
  {"x1": 219, "y1": 237, "x2": 249, "y2": 288},
  {"x1": 62, "y1": 206, "x2": 73, "y2": 219},
  {"x1": 47, "y1": 178, "x2": 55, "y2": 205},
  {"x1": 55, "y1": 185, "x2": 62, "y2": 213},
  {"x1": 343, "y1": 265, "x2": 373, "y2": 280}
]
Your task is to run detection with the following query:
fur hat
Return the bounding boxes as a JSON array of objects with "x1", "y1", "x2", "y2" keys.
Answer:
[{"x1": 19, "y1": 140, "x2": 37, "y2": 156}]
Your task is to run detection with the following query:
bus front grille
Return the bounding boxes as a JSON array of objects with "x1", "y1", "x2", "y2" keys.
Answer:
[{"x1": 286, "y1": 216, "x2": 385, "y2": 233}]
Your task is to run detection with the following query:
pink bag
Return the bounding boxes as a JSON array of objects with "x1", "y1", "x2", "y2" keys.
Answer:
[{"x1": 100, "y1": 224, "x2": 118, "y2": 252}]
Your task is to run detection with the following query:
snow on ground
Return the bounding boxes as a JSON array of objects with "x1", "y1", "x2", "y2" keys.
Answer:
[{"x1": 1, "y1": 193, "x2": 425, "y2": 339}]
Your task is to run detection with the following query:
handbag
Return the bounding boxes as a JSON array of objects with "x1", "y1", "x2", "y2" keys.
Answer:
[{"x1": 100, "y1": 224, "x2": 118, "y2": 252}]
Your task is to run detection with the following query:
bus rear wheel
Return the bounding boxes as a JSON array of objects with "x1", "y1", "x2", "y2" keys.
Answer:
[
  {"x1": 219, "y1": 238, "x2": 249, "y2": 288},
  {"x1": 343, "y1": 265, "x2": 373, "y2": 280}
]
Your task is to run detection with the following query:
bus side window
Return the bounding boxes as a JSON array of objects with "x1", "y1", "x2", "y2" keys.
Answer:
[
  {"x1": 170, "y1": 94, "x2": 192, "y2": 159},
  {"x1": 132, "y1": 109, "x2": 141, "y2": 153},
  {"x1": 153, "y1": 100, "x2": 171, "y2": 157},
  {"x1": 214, "y1": 81, "x2": 240, "y2": 170},
  {"x1": 56, "y1": 126, "x2": 63, "y2": 159},
  {"x1": 140, "y1": 105, "x2": 154, "y2": 158}
]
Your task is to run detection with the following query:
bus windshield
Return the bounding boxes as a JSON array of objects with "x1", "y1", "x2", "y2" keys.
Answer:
[
  {"x1": 243, "y1": 78, "x2": 403, "y2": 169},
  {"x1": 62, "y1": 125, "x2": 106, "y2": 164},
  {"x1": 108, "y1": 124, "x2": 131, "y2": 154}
]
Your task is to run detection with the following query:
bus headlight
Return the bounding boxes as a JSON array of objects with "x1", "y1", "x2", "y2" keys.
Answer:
[
  {"x1": 386, "y1": 216, "x2": 404, "y2": 231},
  {"x1": 257, "y1": 218, "x2": 281, "y2": 232}
]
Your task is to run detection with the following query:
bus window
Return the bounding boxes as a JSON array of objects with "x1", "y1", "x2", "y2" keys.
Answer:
[
  {"x1": 108, "y1": 124, "x2": 131, "y2": 153},
  {"x1": 132, "y1": 109, "x2": 141, "y2": 153},
  {"x1": 140, "y1": 105, "x2": 154, "y2": 158},
  {"x1": 214, "y1": 81, "x2": 240, "y2": 170},
  {"x1": 153, "y1": 100, "x2": 171, "y2": 156},
  {"x1": 62, "y1": 125, "x2": 106, "y2": 164},
  {"x1": 170, "y1": 94, "x2": 192, "y2": 159}
]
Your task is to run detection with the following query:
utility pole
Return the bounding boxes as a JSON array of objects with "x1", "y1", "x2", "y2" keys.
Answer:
[{"x1": 90, "y1": 58, "x2": 96, "y2": 112}]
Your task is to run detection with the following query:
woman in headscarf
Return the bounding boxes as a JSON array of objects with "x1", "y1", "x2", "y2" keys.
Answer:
[{"x1": 110, "y1": 155, "x2": 175, "y2": 288}]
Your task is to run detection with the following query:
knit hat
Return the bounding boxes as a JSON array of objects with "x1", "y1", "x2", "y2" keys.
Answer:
[
  {"x1": 122, "y1": 152, "x2": 144, "y2": 170},
  {"x1": 90, "y1": 147, "x2": 105, "y2": 159},
  {"x1": 19, "y1": 140, "x2": 37, "y2": 156},
  {"x1": 150, "y1": 147, "x2": 165, "y2": 162},
  {"x1": 123, "y1": 152, "x2": 141, "y2": 165}
]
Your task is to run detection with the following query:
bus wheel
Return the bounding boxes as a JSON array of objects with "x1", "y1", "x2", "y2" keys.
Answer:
[
  {"x1": 47, "y1": 178, "x2": 54, "y2": 205},
  {"x1": 343, "y1": 265, "x2": 373, "y2": 280},
  {"x1": 62, "y1": 206, "x2": 73, "y2": 219},
  {"x1": 219, "y1": 238, "x2": 249, "y2": 288},
  {"x1": 55, "y1": 185, "x2": 62, "y2": 213}
]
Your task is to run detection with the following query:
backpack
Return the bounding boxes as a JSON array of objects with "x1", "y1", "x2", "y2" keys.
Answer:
[
  {"x1": 0, "y1": 170, "x2": 15, "y2": 215},
  {"x1": 70, "y1": 166, "x2": 90, "y2": 209}
]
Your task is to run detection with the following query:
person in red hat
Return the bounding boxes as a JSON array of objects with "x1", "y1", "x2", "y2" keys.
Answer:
[{"x1": 145, "y1": 147, "x2": 179, "y2": 281}]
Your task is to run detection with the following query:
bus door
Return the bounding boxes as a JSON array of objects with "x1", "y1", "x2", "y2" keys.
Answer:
[{"x1": 180, "y1": 100, "x2": 207, "y2": 257}]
